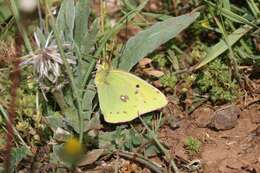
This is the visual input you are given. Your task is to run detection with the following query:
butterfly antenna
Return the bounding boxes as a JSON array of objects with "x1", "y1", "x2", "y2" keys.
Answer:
[{"x1": 108, "y1": 38, "x2": 116, "y2": 64}]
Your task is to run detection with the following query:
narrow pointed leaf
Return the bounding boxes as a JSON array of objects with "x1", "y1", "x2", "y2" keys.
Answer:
[{"x1": 195, "y1": 25, "x2": 252, "y2": 70}]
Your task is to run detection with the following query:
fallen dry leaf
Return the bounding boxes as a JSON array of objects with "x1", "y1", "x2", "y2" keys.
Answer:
[
  {"x1": 143, "y1": 69, "x2": 164, "y2": 77},
  {"x1": 138, "y1": 58, "x2": 152, "y2": 67},
  {"x1": 78, "y1": 149, "x2": 105, "y2": 166}
]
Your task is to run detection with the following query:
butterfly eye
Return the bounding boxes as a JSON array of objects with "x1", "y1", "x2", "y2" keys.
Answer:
[{"x1": 135, "y1": 84, "x2": 140, "y2": 88}]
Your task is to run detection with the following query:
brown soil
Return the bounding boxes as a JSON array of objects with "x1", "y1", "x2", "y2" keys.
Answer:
[{"x1": 160, "y1": 98, "x2": 260, "y2": 173}]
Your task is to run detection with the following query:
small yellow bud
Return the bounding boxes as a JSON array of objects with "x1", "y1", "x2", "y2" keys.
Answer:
[{"x1": 64, "y1": 137, "x2": 82, "y2": 156}]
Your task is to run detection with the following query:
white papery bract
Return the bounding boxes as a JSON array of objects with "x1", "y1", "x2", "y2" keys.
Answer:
[{"x1": 20, "y1": 31, "x2": 76, "y2": 94}]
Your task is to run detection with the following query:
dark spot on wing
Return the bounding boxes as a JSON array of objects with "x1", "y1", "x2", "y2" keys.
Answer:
[
  {"x1": 116, "y1": 112, "x2": 119, "y2": 114},
  {"x1": 144, "y1": 100, "x2": 147, "y2": 103},
  {"x1": 123, "y1": 111, "x2": 127, "y2": 114},
  {"x1": 156, "y1": 90, "x2": 160, "y2": 94},
  {"x1": 120, "y1": 95, "x2": 129, "y2": 102},
  {"x1": 135, "y1": 84, "x2": 141, "y2": 94},
  {"x1": 110, "y1": 112, "x2": 112, "y2": 114}
]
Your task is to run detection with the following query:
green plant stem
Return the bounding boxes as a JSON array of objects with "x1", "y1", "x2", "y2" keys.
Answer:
[
  {"x1": 46, "y1": 3, "x2": 84, "y2": 144},
  {"x1": 100, "y1": 0, "x2": 106, "y2": 59},
  {"x1": 229, "y1": 23, "x2": 252, "y2": 54},
  {"x1": 0, "y1": 17, "x2": 15, "y2": 40},
  {"x1": 51, "y1": 89, "x2": 69, "y2": 115},
  {"x1": 204, "y1": 0, "x2": 259, "y2": 28},
  {"x1": 9, "y1": 0, "x2": 33, "y2": 52},
  {"x1": 81, "y1": 59, "x2": 96, "y2": 89},
  {"x1": 96, "y1": 0, "x2": 149, "y2": 62},
  {"x1": 214, "y1": 17, "x2": 242, "y2": 86},
  {"x1": 247, "y1": 0, "x2": 259, "y2": 18},
  {"x1": 139, "y1": 117, "x2": 179, "y2": 173}
]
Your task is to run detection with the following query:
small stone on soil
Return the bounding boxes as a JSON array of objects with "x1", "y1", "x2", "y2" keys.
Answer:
[
  {"x1": 209, "y1": 105, "x2": 241, "y2": 130},
  {"x1": 192, "y1": 106, "x2": 214, "y2": 128}
]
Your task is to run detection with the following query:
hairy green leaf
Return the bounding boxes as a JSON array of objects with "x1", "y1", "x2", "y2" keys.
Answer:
[
  {"x1": 56, "y1": 0, "x2": 75, "y2": 41},
  {"x1": 11, "y1": 146, "x2": 31, "y2": 172},
  {"x1": 74, "y1": 0, "x2": 90, "y2": 45},
  {"x1": 118, "y1": 12, "x2": 200, "y2": 71}
]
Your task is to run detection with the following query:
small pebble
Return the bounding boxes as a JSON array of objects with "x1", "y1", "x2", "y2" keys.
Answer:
[
  {"x1": 193, "y1": 106, "x2": 214, "y2": 128},
  {"x1": 209, "y1": 105, "x2": 241, "y2": 130}
]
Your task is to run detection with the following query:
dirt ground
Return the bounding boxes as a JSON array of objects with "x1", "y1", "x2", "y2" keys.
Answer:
[{"x1": 159, "y1": 81, "x2": 260, "y2": 173}]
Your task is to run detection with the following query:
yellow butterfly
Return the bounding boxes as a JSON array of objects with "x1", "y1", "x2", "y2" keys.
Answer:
[{"x1": 95, "y1": 63, "x2": 168, "y2": 123}]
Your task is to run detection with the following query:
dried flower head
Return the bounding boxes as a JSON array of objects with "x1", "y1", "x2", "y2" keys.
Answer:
[{"x1": 20, "y1": 30, "x2": 76, "y2": 94}]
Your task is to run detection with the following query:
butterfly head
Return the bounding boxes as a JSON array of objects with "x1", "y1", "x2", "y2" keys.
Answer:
[
  {"x1": 96, "y1": 59, "x2": 113, "y2": 72},
  {"x1": 95, "y1": 59, "x2": 112, "y2": 85}
]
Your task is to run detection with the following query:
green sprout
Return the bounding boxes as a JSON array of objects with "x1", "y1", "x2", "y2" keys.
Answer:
[{"x1": 184, "y1": 136, "x2": 201, "y2": 154}]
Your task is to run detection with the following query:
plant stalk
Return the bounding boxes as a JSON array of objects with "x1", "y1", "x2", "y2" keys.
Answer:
[
  {"x1": 46, "y1": 2, "x2": 84, "y2": 144},
  {"x1": 139, "y1": 117, "x2": 179, "y2": 173},
  {"x1": 9, "y1": 0, "x2": 33, "y2": 53}
]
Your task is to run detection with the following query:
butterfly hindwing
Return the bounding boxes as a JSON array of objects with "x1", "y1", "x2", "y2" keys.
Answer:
[{"x1": 95, "y1": 69, "x2": 168, "y2": 123}]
